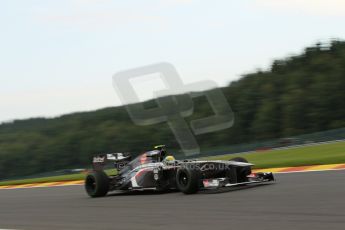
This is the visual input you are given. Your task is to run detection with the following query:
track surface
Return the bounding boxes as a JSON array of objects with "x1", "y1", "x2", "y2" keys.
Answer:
[{"x1": 0, "y1": 170, "x2": 344, "y2": 230}]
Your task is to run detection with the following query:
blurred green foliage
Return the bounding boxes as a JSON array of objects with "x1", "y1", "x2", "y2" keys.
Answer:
[{"x1": 1, "y1": 40, "x2": 345, "y2": 179}]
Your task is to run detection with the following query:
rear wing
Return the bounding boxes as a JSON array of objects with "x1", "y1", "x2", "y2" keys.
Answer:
[{"x1": 92, "y1": 153, "x2": 131, "y2": 171}]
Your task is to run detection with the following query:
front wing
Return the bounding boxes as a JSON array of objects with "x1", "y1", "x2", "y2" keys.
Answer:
[{"x1": 202, "y1": 172, "x2": 275, "y2": 189}]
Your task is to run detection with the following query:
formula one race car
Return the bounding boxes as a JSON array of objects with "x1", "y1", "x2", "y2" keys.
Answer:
[{"x1": 85, "y1": 145, "x2": 274, "y2": 197}]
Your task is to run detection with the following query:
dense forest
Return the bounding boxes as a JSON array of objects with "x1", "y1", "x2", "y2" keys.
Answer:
[{"x1": 1, "y1": 40, "x2": 345, "y2": 179}]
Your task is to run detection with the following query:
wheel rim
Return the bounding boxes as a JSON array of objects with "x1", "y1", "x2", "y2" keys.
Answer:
[
  {"x1": 85, "y1": 176, "x2": 96, "y2": 194},
  {"x1": 179, "y1": 171, "x2": 188, "y2": 187}
]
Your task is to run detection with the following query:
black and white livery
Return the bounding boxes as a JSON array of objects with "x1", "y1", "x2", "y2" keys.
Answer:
[{"x1": 85, "y1": 145, "x2": 274, "y2": 197}]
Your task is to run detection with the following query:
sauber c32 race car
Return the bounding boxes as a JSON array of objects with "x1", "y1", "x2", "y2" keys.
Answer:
[{"x1": 85, "y1": 145, "x2": 274, "y2": 197}]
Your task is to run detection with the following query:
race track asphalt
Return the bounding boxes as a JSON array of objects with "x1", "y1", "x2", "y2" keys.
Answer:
[{"x1": 0, "y1": 170, "x2": 344, "y2": 230}]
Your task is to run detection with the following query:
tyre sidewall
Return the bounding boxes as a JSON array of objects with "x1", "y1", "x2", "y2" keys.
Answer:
[
  {"x1": 176, "y1": 167, "x2": 200, "y2": 194},
  {"x1": 85, "y1": 171, "x2": 109, "y2": 198},
  {"x1": 229, "y1": 157, "x2": 252, "y2": 182}
]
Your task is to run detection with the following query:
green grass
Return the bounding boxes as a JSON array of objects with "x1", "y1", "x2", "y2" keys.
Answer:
[
  {"x1": 0, "y1": 169, "x2": 117, "y2": 186},
  {"x1": 1, "y1": 141, "x2": 345, "y2": 186},
  {"x1": 0, "y1": 173, "x2": 86, "y2": 186},
  {"x1": 206, "y1": 141, "x2": 345, "y2": 169}
]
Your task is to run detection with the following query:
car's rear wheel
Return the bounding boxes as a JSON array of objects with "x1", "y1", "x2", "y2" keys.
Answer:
[
  {"x1": 176, "y1": 167, "x2": 200, "y2": 194},
  {"x1": 85, "y1": 171, "x2": 109, "y2": 198},
  {"x1": 229, "y1": 157, "x2": 252, "y2": 183}
]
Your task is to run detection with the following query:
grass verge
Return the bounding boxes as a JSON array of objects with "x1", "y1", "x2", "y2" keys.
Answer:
[
  {"x1": 205, "y1": 141, "x2": 345, "y2": 169},
  {"x1": 0, "y1": 169, "x2": 117, "y2": 186},
  {"x1": 0, "y1": 173, "x2": 85, "y2": 186}
]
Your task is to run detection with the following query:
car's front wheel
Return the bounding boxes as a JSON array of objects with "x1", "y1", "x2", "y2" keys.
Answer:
[
  {"x1": 176, "y1": 167, "x2": 200, "y2": 194},
  {"x1": 229, "y1": 157, "x2": 252, "y2": 183},
  {"x1": 85, "y1": 171, "x2": 109, "y2": 198}
]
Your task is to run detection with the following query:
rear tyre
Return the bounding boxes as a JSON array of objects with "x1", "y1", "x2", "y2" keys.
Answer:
[
  {"x1": 176, "y1": 167, "x2": 200, "y2": 194},
  {"x1": 229, "y1": 157, "x2": 252, "y2": 183},
  {"x1": 85, "y1": 171, "x2": 109, "y2": 198}
]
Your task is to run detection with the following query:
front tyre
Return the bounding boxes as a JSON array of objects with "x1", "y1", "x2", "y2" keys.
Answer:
[
  {"x1": 85, "y1": 171, "x2": 109, "y2": 198},
  {"x1": 229, "y1": 157, "x2": 252, "y2": 183},
  {"x1": 176, "y1": 167, "x2": 200, "y2": 194}
]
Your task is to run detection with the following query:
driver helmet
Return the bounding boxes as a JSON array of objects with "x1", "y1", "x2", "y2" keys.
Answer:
[{"x1": 164, "y1": 155, "x2": 175, "y2": 162}]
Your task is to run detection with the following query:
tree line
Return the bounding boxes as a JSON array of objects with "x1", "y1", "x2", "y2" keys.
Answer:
[{"x1": 1, "y1": 40, "x2": 345, "y2": 179}]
